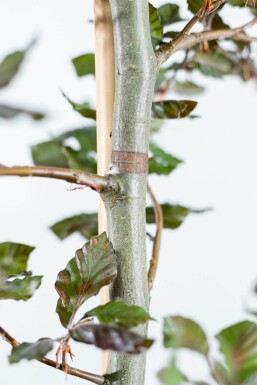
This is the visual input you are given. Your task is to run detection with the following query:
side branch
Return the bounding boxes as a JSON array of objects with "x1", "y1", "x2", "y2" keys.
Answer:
[
  {"x1": 172, "y1": 17, "x2": 257, "y2": 54},
  {"x1": 0, "y1": 165, "x2": 110, "y2": 192},
  {"x1": 0, "y1": 326, "x2": 106, "y2": 385},
  {"x1": 156, "y1": 0, "x2": 257, "y2": 65},
  {"x1": 147, "y1": 184, "x2": 163, "y2": 291}
]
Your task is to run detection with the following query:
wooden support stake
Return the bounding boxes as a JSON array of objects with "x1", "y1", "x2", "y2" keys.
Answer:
[{"x1": 94, "y1": 0, "x2": 115, "y2": 371}]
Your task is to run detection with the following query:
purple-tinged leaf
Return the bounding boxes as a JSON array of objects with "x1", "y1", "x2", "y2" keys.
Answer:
[
  {"x1": 152, "y1": 100, "x2": 197, "y2": 119},
  {"x1": 70, "y1": 323, "x2": 153, "y2": 354},
  {"x1": 216, "y1": 320, "x2": 257, "y2": 384},
  {"x1": 163, "y1": 315, "x2": 209, "y2": 355},
  {"x1": 55, "y1": 233, "x2": 117, "y2": 328}
]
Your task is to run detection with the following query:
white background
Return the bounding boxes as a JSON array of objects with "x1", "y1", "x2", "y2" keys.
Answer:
[{"x1": 0, "y1": 0, "x2": 257, "y2": 384}]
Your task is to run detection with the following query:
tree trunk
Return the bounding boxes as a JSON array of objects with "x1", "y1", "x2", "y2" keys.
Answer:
[{"x1": 101, "y1": 1, "x2": 157, "y2": 384}]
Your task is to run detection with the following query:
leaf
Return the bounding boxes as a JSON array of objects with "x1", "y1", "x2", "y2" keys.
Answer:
[
  {"x1": 84, "y1": 301, "x2": 153, "y2": 329},
  {"x1": 172, "y1": 81, "x2": 205, "y2": 96},
  {"x1": 228, "y1": 0, "x2": 253, "y2": 6},
  {"x1": 9, "y1": 339, "x2": 54, "y2": 364},
  {"x1": 32, "y1": 140, "x2": 70, "y2": 168},
  {"x1": 0, "y1": 275, "x2": 42, "y2": 301},
  {"x1": 155, "y1": 68, "x2": 168, "y2": 92},
  {"x1": 149, "y1": 143, "x2": 182, "y2": 175},
  {"x1": 32, "y1": 127, "x2": 97, "y2": 173},
  {"x1": 212, "y1": 361, "x2": 231, "y2": 385},
  {"x1": 152, "y1": 100, "x2": 197, "y2": 119},
  {"x1": 149, "y1": 3, "x2": 163, "y2": 47},
  {"x1": 216, "y1": 320, "x2": 257, "y2": 384},
  {"x1": 0, "y1": 41, "x2": 34, "y2": 89},
  {"x1": 146, "y1": 203, "x2": 209, "y2": 230},
  {"x1": 163, "y1": 316, "x2": 209, "y2": 355},
  {"x1": 0, "y1": 242, "x2": 34, "y2": 276},
  {"x1": 104, "y1": 371, "x2": 123, "y2": 384},
  {"x1": 62, "y1": 92, "x2": 96, "y2": 120},
  {"x1": 187, "y1": 0, "x2": 202, "y2": 14},
  {"x1": 212, "y1": 14, "x2": 230, "y2": 30},
  {"x1": 193, "y1": 53, "x2": 234, "y2": 78},
  {"x1": 55, "y1": 233, "x2": 117, "y2": 328},
  {"x1": 0, "y1": 104, "x2": 45, "y2": 120},
  {"x1": 158, "y1": 359, "x2": 186, "y2": 385},
  {"x1": 158, "y1": 3, "x2": 183, "y2": 26},
  {"x1": 50, "y1": 213, "x2": 98, "y2": 240},
  {"x1": 70, "y1": 322, "x2": 153, "y2": 353},
  {"x1": 72, "y1": 53, "x2": 95, "y2": 77},
  {"x1": 150, "y1": 119, "x2": 163, "y2": 133}
]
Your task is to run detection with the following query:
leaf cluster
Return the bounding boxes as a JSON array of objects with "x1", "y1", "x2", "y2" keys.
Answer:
[{"x1": 159, "y1": 316, "x2": 257, "y2": 385}]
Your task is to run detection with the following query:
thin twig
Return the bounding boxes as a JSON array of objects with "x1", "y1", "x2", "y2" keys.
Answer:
[
  {"x1": 147, "y1": 184, "x2": 163, "y2": 291},
  {"x1": 0, "y1": 165, "x2": 111, "y2": 192},
  {"x1": 0, "y1": 326, "x2": 106, "y2": 385},
  {"x1": 173, "y1": 17, "x2": 257, "y2": 53}
]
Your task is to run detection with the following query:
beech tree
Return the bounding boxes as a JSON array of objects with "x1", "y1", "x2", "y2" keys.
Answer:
[{"x1": 1, "y1": 1, "x2": 257, "y2": 385}]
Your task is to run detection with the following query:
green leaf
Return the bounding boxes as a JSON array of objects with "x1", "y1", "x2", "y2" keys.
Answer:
[
  {"x1": 155, "y1": 68, "x2": 168, "y2": 92},
  {"x1": 32, "y1": 140, "x2": 70, "y2": 168},
  {"x1": 187, "y1": 0, "x2": 202, "y2": 14},
  {"x1": 228, "y1": 0, "x2": 253, "y2": 6},
  {"x1": 163, "y1": 316, "x2": 209, "y2": 355},
  {"x1": 152, "y1": 100, "x2": 197, "y2": 119},
  {"x1": 9, "y1": 339, "x2": 54, "y2": 364},
  {"x1": 172, "y1": 81, "x2": 205, "y2": 96},
  {"x1": 84, "y1": 301, "x2": 153, "y2": 329},
  {"x1": 158, "y1": 4, "x2": 183, "y2": 26},
  {"x1": 149, "y1": 143, "x2": 182, "y2": 175},
  {"x1": 0, "y1": 41, "x2": 33, "y2": 89},
  {"x1": 0, "y1": 275, "x2": 42, "y2": 301},
  {"x1": 62, "y1": 92, "x2": 96, "y2": 120},
  {"x1": 50, "y1": 213, "x2": 98, "y2": 240},
  {"x1": 70, "y1": 322, "x2": 153, "y2": 353},
  {"x1": 0, "y1": 104, "x2": 45, "y2": 120},
  {"x1": 193, "y1": 53, "x2": 234, "y2": 78},
  {"x1": 216, "y1": 320, "x2": 257, "y2": 384},
  {"x1": 158, "y1": 359, "x2": 186, "y2": 385},
  {"x1": 146, "y1": 203, "x2": 209, "y2": 230},
  {"x1": 32, "y1": 127, "x2": 97, "y2": 173},
  {"x1": 0, "y1": 242, "x2": 34, "y2": 276},
  {"x1": 55, "y1": 233, "x2": 117, "y2": 328},
  {"x1": 149, "y1": 3, "x2": 163, "y2": 48},
  {"x1": 72, "y1": 53, "x2": 95, "y2": 77},
  {"x1": 211, "y1": 14, "x2": 230, "y2": 30},
  {"x1": 150, "y1": 119, "x2": 163, "y2": 133}
]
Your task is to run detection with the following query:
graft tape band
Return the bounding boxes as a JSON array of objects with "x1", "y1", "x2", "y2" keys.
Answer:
[{"x1": 111, "y1": 151, "x2": 148, "y2": 173}]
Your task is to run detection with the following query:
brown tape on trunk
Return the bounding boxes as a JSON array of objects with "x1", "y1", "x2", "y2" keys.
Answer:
[{"x1": 111, "y1": 151, "x2": 148, "y2": 173}]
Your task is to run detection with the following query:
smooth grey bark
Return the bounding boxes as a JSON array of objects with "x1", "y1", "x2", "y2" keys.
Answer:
[{"x1": 101, "y1": 1, "x2": 158, "y2": 384}]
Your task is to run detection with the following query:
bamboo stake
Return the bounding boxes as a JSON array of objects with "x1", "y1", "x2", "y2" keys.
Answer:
[{"x1": 94, "y1": 0, "x2": 115, "y2": 371}]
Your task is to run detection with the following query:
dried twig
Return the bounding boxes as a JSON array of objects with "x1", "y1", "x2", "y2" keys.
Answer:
[{"x1": 147, "y1": 184, "x2": 163, "y2": 291}]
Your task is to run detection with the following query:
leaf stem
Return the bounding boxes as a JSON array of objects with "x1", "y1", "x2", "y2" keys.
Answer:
[
  {"x1": 0, "y1": 165, "x2": 112, "y2": 192},
  {"x1": 0, "y1": 326, "x2": 107, "y2": 385},
  {"x1": 147, "y1": 184, "x2": 163, "y2": 291}
]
